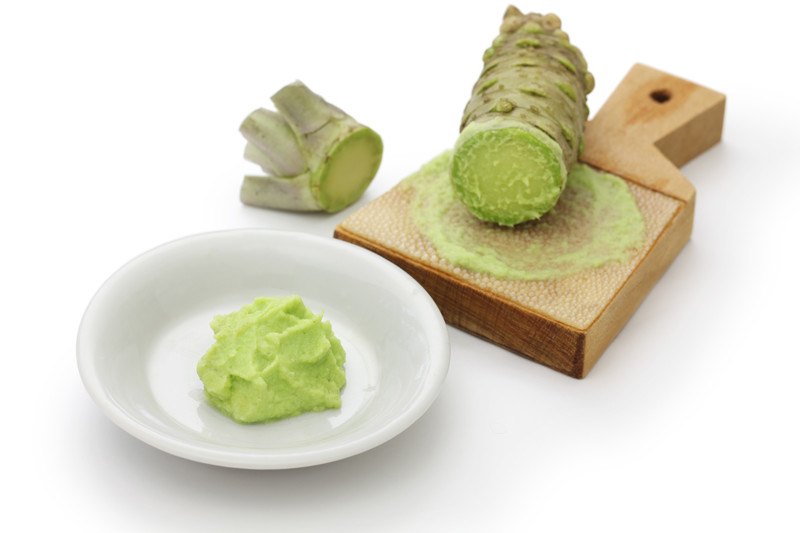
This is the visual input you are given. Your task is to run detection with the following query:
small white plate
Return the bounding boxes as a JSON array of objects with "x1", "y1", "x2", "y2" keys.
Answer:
[{"x1": 77, "y1": 229, "x2": 449, "y2": 469}]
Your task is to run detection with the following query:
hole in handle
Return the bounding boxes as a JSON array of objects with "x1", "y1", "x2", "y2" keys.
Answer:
[{"x1": 650, "y1": 89, "x2": 672, "y2": 104}]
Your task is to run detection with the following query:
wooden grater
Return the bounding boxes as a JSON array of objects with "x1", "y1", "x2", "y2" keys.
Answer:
[{"x1": 334, "y1": 64, "x2": 725, "y2": 378}]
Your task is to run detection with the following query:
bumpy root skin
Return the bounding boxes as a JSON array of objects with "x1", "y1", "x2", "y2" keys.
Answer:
[
  {"x1": 462, "y1": 8, "x2": 592, "y2": 166},
  {"x1": 451, "y1": 6, "x2": 594, "y2": 225}
]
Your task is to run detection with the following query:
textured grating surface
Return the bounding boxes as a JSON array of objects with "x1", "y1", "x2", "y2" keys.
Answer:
[{"x1": 339, "y1": 163, "x2": 682, "y2": 330}]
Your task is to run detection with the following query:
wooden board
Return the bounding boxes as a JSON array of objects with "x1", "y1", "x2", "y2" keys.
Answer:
[{"x1": 334, "y1": 64, "x2": 725, "y2": 378}]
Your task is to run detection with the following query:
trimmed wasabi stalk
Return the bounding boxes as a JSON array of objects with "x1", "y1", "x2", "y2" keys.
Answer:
[
  {"x1": 240, "y1": 109, "x2": 306, "y2": 177},
  {"x1": 240, "y1": 174, "x2": 318, "y2": 212},
  {"x1": 240, "y1": 81, "x2": 383, "y2": 213},
  {"x1": 451, "y1": 6, "x2": 594, "y2": 226}
]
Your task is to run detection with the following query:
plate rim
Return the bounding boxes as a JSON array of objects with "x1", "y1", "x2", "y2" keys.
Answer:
[{"x1": 76, "y1": 228, "x2": 450, "y2": 469}]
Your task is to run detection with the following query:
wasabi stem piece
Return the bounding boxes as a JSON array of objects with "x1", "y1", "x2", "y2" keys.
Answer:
[
  {"x1": 451, "y1": 6, "x2": 594, "y2": 226},
  {"x1": 240, "y1": 81, "x2": 383, "y2": 213},
  {"x1": 240, "y1": 174, "x2": 319, "y2": 212},
  {"x1": 240, "y1": 109, "x2": 306, "y2": 177},
  {"x1": 244, "y1": 142, "x2": 280, "y2": 176}
]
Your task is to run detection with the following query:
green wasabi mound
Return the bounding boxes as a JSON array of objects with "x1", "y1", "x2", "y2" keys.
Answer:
[
  {"x1": 411, "y1": 151, "x2": 646, "y2": 280},
  {"x1": 196, "y1": 295, "x2": 346, "y2": 424},
  {"x1": 451, "y1": 6, "x2": 594, "y2": 226}
]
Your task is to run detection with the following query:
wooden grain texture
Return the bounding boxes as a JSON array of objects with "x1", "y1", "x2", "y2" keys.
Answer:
[
  {"x1": 335, "y1": 64, "x2": 725, "y2": 378},
  {"x1": 582, "y1": 64, "x2": 725, "y2": 204}
]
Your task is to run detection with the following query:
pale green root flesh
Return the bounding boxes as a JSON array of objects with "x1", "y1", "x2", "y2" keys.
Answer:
[
  {"x1": 314, "y1": 128, "x2": 383, "y2": 212},
  {"x1": 240, "y1": 173, "x2": 319, "y2": 211},
  {"x1": 452, "y1": 122, "x2": 565, "y2": 226}
]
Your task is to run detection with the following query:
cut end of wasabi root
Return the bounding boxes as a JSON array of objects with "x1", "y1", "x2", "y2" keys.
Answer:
[
  {"x1": 239, "y1": 81, "x2": 383, "y2": 213},
  {"x1": 313, "y1": 127, "x2": 383, "y2": 213},
  {"x1": 452, "y1": 6, "x2": 593, "y2": 226},
  {"x1": 451, "y1": 121, "x2": 566, "y2": 226}
]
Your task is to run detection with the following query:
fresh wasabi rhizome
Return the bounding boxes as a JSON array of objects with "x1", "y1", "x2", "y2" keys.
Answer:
[{"x1": 451, "y1": 6, "x2": 594, "y2": 226}]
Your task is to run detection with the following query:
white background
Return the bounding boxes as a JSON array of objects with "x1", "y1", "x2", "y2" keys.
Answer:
[{"x1": 2, "y1": 0, "x2": 798, "y2": 531}]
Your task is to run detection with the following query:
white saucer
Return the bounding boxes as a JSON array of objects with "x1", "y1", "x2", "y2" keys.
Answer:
[{"x1": 77, "y1": 229, "x2": 450, "y2": 469}]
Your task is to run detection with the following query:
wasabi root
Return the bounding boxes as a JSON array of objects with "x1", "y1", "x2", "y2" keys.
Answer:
[
  {"x1": 451, "y1": 6, "x2": 594, "y2": 226},
  {"x1": 240, "y1": 82, "x2": 383, "y2": 213}
]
